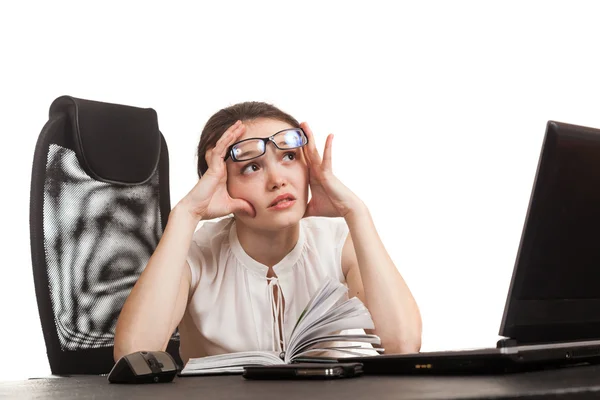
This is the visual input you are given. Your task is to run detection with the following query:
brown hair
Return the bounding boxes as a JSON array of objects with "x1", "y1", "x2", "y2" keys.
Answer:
[{"x1": 196, "y1": 101, "x2": 301, "y2": 178}]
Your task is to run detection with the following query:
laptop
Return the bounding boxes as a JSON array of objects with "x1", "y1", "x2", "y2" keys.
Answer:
[{"x1": 344, "y1": 120, "x2": 600, "y2": 374}]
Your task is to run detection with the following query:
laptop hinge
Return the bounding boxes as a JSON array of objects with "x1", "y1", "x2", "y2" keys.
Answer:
[{"x1": 496, "y1": 338, "x2": 519, "y2": 348}]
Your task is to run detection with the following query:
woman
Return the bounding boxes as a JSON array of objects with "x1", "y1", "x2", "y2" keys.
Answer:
[{"x1": 114, "y1": 101, "x2": 422, "y2": 364}]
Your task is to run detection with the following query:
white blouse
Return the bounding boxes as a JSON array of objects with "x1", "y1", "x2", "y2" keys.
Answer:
[{"x1": 178, "y1": 216, "x2": 350, "y2": 364}]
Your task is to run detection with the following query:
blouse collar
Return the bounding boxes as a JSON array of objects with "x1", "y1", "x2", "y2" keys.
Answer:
[{"x1": 229, "y1": 219, "x2": 306, "y2": 277}]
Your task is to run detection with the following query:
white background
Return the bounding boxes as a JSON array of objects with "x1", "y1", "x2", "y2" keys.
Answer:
[{"x1": 2, "y1": 0, "x2": 600, "y2": 382}]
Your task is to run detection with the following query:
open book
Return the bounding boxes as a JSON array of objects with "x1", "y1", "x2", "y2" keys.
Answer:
[{"x1": 179, "y1": 278, "x2": 383, "y2": 376}]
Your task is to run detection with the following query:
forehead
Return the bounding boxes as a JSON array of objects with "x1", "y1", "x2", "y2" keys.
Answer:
[{"x1": 238, "y1": 118, "x2": 295, "y2": 141}]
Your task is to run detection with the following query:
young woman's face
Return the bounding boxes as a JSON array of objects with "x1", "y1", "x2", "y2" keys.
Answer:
[{"x1": 226, "y1": 118, "x2": 309, "y2": 231}]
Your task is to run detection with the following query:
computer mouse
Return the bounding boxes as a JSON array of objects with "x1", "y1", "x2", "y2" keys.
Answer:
[{"x1": 108, "y1": 350, "x2": 179, "y2": 384}]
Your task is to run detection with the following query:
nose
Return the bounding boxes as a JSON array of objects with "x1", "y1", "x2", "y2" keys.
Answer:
[
  {"x1": 266, "y1": 163, "x2": 287, "y2": 190},
  {"x1": 264, "y1": 148, "x2": 287, "y2": 190}
]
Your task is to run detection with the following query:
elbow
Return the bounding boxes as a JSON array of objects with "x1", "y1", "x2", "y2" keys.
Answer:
[
  {"x1": 113, "y1": 323, "x2": 140, "y2": 362},
  {"x1": 402, "y1": 337, "x2": 422, "y2": 354},
  {"x1": 393, "y1": 308, "x2": 423, "y2": 354},
  {"x1": 113, "y1": 336, "x2": 154, "y2": 362},
  {"x1": 113, "y1": 318, "x2": 130, "y2": 362},
  {"x1": 382, "y1": 336, "x2": 422, "y2": 355},
  {"x1": 380, "y1": 322, "x2": 423, "y2": 355},
  {"x1": 113, "y1": 325, "x2": 169, "y2": 362},
  {"x1": 113, "y1": 332, "x2": 134, "y2": 362},
  {"x1": 113, "y1": 342, "x2": 127, "y2": 362}
]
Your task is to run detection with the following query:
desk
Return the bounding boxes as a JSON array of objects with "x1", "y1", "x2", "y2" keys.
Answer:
[{"x1": 2, "y1": 364, "x2": 600, "y2": 399}]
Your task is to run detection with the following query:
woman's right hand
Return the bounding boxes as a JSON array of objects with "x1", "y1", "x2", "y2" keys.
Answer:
[{"x1": 179, "y1": 120, "x2": 255, "y2": 221}]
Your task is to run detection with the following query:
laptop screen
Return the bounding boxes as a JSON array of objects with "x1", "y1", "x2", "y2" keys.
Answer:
[{"x1": 500, "y1": 121, "x2": 600, "y2": 344}]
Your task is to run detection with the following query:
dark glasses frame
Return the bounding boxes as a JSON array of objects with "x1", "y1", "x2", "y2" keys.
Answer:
[{"x1": 224, "y1": 128, "x2": 309, "y2": 162}]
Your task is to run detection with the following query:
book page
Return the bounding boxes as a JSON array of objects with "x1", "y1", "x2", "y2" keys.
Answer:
[
  {"x1": 285, "y1": 278, "x2": 380, "y2": 363},
  {"x1": 290, "y1": 333, "x2": 381, "y2": 359},
  {"x1": 180, "y1": 351, "x2": 284, "y2": 376},
  {"x1": 287, "y1": 279, "x2": 348, "y2": 350},
  {"x1": 289, "y1": 279, "x2": 345, "y2": 337},
  {"x1": 293, "y1": 346, "x2": 384, "y2": 359}
]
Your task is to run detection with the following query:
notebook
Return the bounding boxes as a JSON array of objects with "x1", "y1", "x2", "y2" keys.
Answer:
[{"x1": 344, "y1": 120, "x2": 600, "y2": 374}]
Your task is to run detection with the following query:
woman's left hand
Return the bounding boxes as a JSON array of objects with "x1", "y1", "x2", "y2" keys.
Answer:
[{"x1": 301, "y1": 122, "x2": 363, "y2": 218}]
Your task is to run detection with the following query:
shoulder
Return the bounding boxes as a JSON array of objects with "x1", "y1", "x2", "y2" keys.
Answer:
[
  {"x1": 300, "y1": 217, "x2": 349, "y2": 282},
  {"x1": 186, "y1": 217, "x2": 235, "y2": 292},
  {"x1": 190, "y1": 217, "x2": 234, "y2": 249},
  {"x1": 301, "y1": 216, "x2": 349, "y2": 247}
]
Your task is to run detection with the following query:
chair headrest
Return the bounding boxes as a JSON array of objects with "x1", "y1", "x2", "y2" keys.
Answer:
[{"x1": 49, "y1": 95, "x2": 161, "y2": 185}]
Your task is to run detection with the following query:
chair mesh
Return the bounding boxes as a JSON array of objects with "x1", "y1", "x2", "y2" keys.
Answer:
[{"x1": 43, "y1": 144, "x2": 166, "y2": 350}]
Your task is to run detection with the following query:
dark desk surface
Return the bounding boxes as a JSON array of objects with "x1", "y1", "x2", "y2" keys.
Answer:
[{"x1": 3, "y1": 364, "x2": 600, "y2": 400}]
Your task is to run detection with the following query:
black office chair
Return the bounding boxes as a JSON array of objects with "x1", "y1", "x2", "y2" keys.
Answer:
[{"x1": 29, "y1": 95, "x2": 182, "y2": 375}]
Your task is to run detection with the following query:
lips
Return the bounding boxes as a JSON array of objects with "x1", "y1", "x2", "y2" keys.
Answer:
[{"x1": 269, "y1": 193, "x2": 296, "y2": 208}]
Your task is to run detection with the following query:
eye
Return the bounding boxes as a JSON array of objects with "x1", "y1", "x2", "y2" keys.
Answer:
[
  {"x1": 242, "y1": 163, "x2": 260, "y2": 175},
  {"x1": 283, "y1": 152, "x2": 296, "y2": 161}
]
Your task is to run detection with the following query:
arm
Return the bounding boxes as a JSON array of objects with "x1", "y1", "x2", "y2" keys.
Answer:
[
  {"x1": 341, "y1": 205, "x2": 422, "y2": 354},
  {"x1": 113, "y1": 202, "x2": 198, "y2": 361}
]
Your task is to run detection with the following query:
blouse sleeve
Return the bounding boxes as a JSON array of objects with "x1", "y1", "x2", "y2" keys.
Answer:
[
  {"x1": 186, "y1": 231, "x2": 205, "y2": 293},
  {"x1": 333, "y1": 217, "x2": 350, "y2": 279},
  {"x1": 185, "y1": 218, "x2": 233, "y2": 295}
]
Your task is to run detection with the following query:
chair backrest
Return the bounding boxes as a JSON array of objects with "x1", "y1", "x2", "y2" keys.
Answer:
[{"x1": 29, "y1": 95, "x2": 182, "y2": 375}]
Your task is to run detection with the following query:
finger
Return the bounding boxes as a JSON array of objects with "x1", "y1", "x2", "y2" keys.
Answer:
[
  {"x1": 301, "y1": 145, "x2": 312, "y2": 167},
  {"x1": 303, "y1": 200, "x2": 315, "y2": 218},
  {"x1": 211, "y1": 121, "x2": 243, "y2": 162},
  {"x1": 232, "y1": 198, "x2": 256, "y2": 218},
  {"x1": 209, "y1": 125, "x2": 247, "y2": 171},
  {"x1": 301, "y1": 121, "x2": 322, "y2": 162},
  {"x1": 322, "y1": 134, "x2": 334, "y2": 171},
  {"x1": 205, "y1": 147, "x2": 222, "y2": 173},
  {"x1": 205, "y1": 145, "x2": 223, "y2": 170},
  {"x1": 205, "y1": 147, "x2": 213, "y2": 168},
  {"x1": 215, "y1": 122, "x2": 246, "y2": 158},
  {"x1": 211, "y1": 120, "x2": 240, "y2": 157},
  {"x1": 206, "y1": 121, "x2": 241, "y2": 171},
  {"x1": 300, "y1": 122, "x2": 322, "y2": 165},
  {"x1": 204, "y1": 147, "x2": 227, "y2": 177},
  {"x1": 214, "y1": 120, "x2": 241, "y2": 147}
]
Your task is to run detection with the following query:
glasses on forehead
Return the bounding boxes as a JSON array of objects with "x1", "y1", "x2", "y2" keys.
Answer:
[{"x1": 224, "y1": 128, "x2": 308, "y2": 162}]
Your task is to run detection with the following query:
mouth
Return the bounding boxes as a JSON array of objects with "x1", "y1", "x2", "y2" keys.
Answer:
[{"x1": 268, "y1": 193, "x2": 296, "y2": 209}]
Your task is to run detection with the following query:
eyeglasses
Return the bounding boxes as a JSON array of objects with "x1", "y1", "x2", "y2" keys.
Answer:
[{"x1": 224, "y1": 128, "x2": 308, "y2": 162}]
